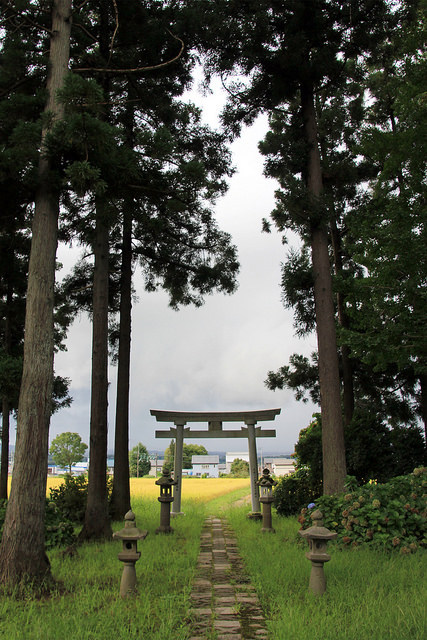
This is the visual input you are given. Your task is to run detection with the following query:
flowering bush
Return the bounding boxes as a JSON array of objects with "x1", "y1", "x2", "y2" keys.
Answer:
[{"x1": 298, "y1": 467, "x2": 427, "y2": 553}]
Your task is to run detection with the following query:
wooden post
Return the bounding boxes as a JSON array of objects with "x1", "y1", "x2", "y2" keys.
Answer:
[
  {"x1": 247, "y1": 421, "x2": 261, "y2": 517},
  {"x1": 172, "y1": 422, "x2": 185, "y2": 515}
]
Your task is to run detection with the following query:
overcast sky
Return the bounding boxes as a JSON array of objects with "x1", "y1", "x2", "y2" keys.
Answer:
[{"x1": 45, "y1": 77, "x2": 319, "y2": 456}]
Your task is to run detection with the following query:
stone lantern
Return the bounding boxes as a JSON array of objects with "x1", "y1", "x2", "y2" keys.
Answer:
[
  {"x1": 113, "y1": 510, "x2": 148, "y2": 598},
  {"x1": 256, "y1": 468, "x2": 278, "y2": 533},
  {"x1": 155, "y1": 467, "x2": 178, "y2": 534},
  {"x1": 299, "y1": 509, "x2": 337, "y2": 595}
]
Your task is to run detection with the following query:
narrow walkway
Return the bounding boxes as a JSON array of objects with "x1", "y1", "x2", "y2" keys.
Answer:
[{"x1": 188, "y1": 516, "x2": 268, "y2": 640}]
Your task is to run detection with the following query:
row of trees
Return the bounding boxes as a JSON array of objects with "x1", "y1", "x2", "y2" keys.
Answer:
[
  {"x1": 0, "y1": 0, "x2": 239, "y2": 587},
  {"x1": 0, "y1": 0, "x2": 425, "y2": 589}
]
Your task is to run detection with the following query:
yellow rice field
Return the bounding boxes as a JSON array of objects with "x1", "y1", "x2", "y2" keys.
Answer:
[{"x1": 44, "y1": 476, "x2": 250, "y2": 502}]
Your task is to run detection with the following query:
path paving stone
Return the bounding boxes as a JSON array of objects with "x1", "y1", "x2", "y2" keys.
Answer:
[{"x1": 188, "y1": 516, "x2": 268, "y2": 640}]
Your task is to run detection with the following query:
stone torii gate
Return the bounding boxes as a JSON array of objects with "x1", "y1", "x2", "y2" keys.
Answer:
[{"x1": 151, "y1": 408, "x2": 281, "y2": 516}]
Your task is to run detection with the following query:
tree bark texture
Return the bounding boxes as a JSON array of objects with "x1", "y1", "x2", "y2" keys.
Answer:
[
  {"x1": 301, "y1": 80, "x2": 347, "y2": 495},
  {"x1": 0, "y1": 0, "x2": 72, "y2": 587},
  {"x1": 330, "y1": 218, "x2": 355, "y2": 426},
  {"x1": 110, "y1": 204, "x2": 133, "y2": 520},
  {"x1": 79, "y1": 204, "x2": 112, "y2": 540}
]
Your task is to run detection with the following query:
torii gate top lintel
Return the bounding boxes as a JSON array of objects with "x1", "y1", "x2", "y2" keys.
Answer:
[{"x1": 150, "y1": 408, "x2": 281, "y2": 424}]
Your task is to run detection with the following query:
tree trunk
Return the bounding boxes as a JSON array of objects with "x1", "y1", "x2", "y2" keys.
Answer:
[
  {"x1": 110, "y1": 90, "x2": 136, "y2": 520},
  {"x1": 330, "y1": 218, "x2": 355, "y2": 426},
  {"x1": 301, "y1": 80, "x2": 347, "y2": 495},
  {"x1": 0, "y1": 0, "x2": 72, "y2": 588},
  {"x1": 110, "y1": 203, "x2": 133, "y2": 520},
  {"x1": 79, "y1": 204, "x2": 112, "y2": 540},
  {"x1": 0, "y1": 399, "x2": 10, "y2": 501},
  {"x1": 78, "y1": 0, "x2": 113, "y2": 542},
  {"x1": 419, "y1": 373, "x2": 427, "y2": 446}
]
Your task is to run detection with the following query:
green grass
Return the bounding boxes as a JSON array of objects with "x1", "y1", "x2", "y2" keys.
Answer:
[
  {"x1": 0, "y1": 498, "x2": 204, "y2": 640},
  {"x1": 0, "y1": 488, "x2": 425, "y2": 640},
  {"x1": 225, "y1": 505, "x2": 427, "y2": 640}
]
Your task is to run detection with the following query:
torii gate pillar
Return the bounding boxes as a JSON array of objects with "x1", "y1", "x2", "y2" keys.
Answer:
[
  {"x1": 151, "y1": 409, "x2": 281, "y2": 518},
  {"x1": 173, "y1": 422, "x2": 185, "y2": 515},
  {"x1": 246, "y1": 421, "x2": 260, "y2": 516}
]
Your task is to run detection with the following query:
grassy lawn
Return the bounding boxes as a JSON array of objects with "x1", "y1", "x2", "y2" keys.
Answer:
[
  {"x1": 0, "y1": 478, "x2": 425, "y2": 640},
  {"x1": 226, "y1": 504, "x2": 427, "y2": 640}
]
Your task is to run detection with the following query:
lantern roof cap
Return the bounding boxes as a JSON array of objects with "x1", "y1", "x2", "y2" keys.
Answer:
[
  {"x1": 257, "y1": 468, "x2": 278, "y2": 487},
  {"x1": 113, "y1": 510, "x2": 148, "y2": 541},
  {"x1": 155, "y1": 468, "x2": 178, "y2": 486},
  {"x1": 299, "y1": 510, "x2": 337, "y2": 541}
]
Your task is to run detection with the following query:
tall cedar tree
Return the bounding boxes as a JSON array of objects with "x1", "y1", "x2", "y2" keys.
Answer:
[
  {"x1": 194, "y1": 0, "x2": 399, "y2": 493},
  {"x1": 0, "y1": 0, "x2": 72, "y2": 587},
  {"x1": 265, "y1": 2, "x2": 424, "y2": 448},
  {"x1": 78, "y1": 0, "x2": 114, "y2": 542},
  {"x1": 0, "y1": 5, "x2": 42, "y2": 500},
  {"x1": 344, "y1": 1, "x2": 427, "y2": 441}
]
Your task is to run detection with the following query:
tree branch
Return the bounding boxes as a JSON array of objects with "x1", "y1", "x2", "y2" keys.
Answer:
[{"x1": 72, "y1": 29, "x2": 184, "y2": 74}]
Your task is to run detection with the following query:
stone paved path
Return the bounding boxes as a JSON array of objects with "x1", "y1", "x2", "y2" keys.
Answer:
[{"x1": 188, "y1": 516, "x2": 268, "y2": 640}]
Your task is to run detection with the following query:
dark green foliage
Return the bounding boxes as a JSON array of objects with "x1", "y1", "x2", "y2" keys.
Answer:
[
  {"x1": 274, "y1": 412, "x2": 426, "y2": 517},
  {"x1": 48, "y1": 475, "x2": 88, "y2": 524},
  {"x1": 298, "y1": 467, "x2": 427, "y2": 552},
  {"x1": 44, "y1": 501, "x2": 76, "y2": 550},
  {"x1": 48, "y1": 474, "x2": 114, "y2": 524},
  {"x1": 273, "y1": 468, "x2": 321, "y2": 517},
  {"x1": 294, "y1": 414, "x2": 426, "y2": 486},
  {"x1": 0, "y1": 499, "x2": 75, "y2": 550}
]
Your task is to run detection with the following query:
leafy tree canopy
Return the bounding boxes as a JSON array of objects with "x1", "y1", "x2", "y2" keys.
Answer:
[
  {"x1": 229, "y1": 458, "x2": 250, "y2": 478},
  {"x1": 49, "y1": 432, "x2": 87, "y2": 475},
  {"x1": 164, "y1": 440, "x2": 208, "y2": 469},
  {"x1": 129, "y1": 443, "x2": 151, "y2": 477},
  {"x1": 295, "y1": 414, "x2": 425, "y2": 488}
]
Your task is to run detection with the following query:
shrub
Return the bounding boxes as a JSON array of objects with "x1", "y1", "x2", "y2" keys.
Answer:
[
  {"x1": 273, "y1": 467, "x2": 321, "y2": 516},
  {"x1": 49, "y1": 474, "x2": 114, "y2": 523},
  {"x1": 298, "y1": 467, "x2": 427, "y2": 552},
  {"x1": 0, "y1": 499, "x2": 75, "y2": 549},
  {"x1": 44, "y1": 500, "x2": 76, "y2": 549},
  {"x1": 49, "y1": 474, "x2": 88, "y2": 523}
]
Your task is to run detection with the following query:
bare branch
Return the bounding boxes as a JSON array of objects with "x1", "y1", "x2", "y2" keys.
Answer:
[
  {"x1": 108, "y1": 0, "x2": 119, "y2": 67},
  {"x1": 72, "y1": 21, "x2": 98, "y2": 43},
  {"x1": 73, "y1": 29, "x2": 184, "y2": 74}
]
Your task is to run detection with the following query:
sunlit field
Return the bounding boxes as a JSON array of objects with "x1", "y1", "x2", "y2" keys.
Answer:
[{"x1": 44, "y1": 475, "x2": 250, "y2": 502}]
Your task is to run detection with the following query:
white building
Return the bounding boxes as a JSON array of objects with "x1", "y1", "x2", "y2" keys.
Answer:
[
  {"x1": 191, "y1": 455, "x2": 220, "y2": 478},
  {"x1": 264, "y1": 458, "x2": 295, "y2": 477},
  {"x1": 148, "y1": 459, "x2": 165, "y2": 476}
]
